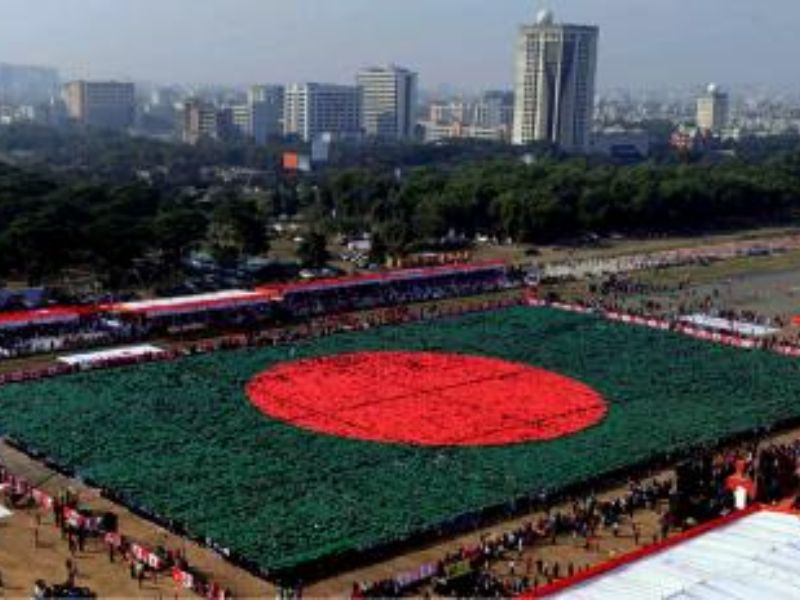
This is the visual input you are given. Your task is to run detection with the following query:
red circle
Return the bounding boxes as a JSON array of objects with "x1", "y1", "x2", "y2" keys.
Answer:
[{"x1": 246, "y1": 352, "x2": 607, "y2": 447}]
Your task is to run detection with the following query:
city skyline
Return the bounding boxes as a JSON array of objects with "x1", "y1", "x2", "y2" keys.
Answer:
[{"x1": 0, "y1": 0, "x2": 797, "y2": 91}]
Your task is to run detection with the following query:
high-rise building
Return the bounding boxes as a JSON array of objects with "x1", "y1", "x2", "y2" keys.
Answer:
[
  {"x1": 284, "y1": 83, "x2": 361, "y2": 142},
  {"x1": 63, "y1": 80, "x2": 135, "y2": 130},
  {"x1": 696, "y1": 84, "x2": 729, "y2": 133},
  {"x1": 248, "y1": 85, "x2": 284, "y2": 144},
  {"x1": 356, "y1": 65, "x2": 418, "y2": 140},
  {"x1": 512, "y1": 9, "x2": 598, "y2": 150},
  {"x1": 180, "y1": 99, "x2": 233, "y2": 144}
]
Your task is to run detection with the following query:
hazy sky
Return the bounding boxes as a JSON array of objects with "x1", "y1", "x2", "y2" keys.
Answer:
[{"x1": 0, "y1": 0, "x2": 796, "y2": 90}]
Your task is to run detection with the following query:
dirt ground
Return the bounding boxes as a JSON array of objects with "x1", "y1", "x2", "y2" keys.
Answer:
[
  {"x1": 546, "y1": 248, "x2": 800, "y2": 320},
  {"x1": 0, "y1": 442, "x2": 272, "y2": 599}
]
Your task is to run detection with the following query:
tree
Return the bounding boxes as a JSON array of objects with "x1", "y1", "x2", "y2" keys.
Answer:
[
  {"x1": 368, "y1": 231, "x2": 388, "y2": 266},
  {"x1": 297, "y1": 230, "x2": 330, "y2": 268},
  {"x1": 154, "y1": 206, "x2": 209, "y2": 268},
  {"x1": 208, "y1": 196, "x2": 269, "y2": 264}
]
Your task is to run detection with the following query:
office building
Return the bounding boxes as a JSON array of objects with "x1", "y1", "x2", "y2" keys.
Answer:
[
  {"x1": 248, "y1": 85, "x2": 284, "y2": 144},
  {"x1": 472, "y1": 91, "x2": 514, "y2": 130},
  {"x1": 284, "y1": 83, "x2": 361, "y2": 142},
  {"x1": 63, "y1": 80, "x2": 135, "y2": 130},
  {"x1": 229, "y1": 104, "x2": 252, "y2": 138},
  {"x1": 512, "y1": 9, "x2": 598, "y2": 150},
  {"x1": 697, "y1": 84, "x2": 729, "y2": 133},
  {"x1": 181, "y1": 99, "x2": 233, "y2": 144},
  {"x1": 0, "y1": 63, "x2": 60, "y2": 104},
  {"x1": 357, "y1": 65, "x2": 418, "y2": 140}
]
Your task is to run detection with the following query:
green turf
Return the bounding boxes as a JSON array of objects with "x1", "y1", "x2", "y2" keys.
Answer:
[{"x1": 1, "y1": 306, "x2": 799, "y2": 572}]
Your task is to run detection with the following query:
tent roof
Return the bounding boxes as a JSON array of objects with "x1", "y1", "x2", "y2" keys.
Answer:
[
  {"x1": 679, "y1": 314, "x2": 779, "y2": 338},
  {"x1": 533, "y1": 508, "x2": 800, "y2": 599},
  {"x1": 58, "y1": 344, "x2": 164, "y2": 366}
]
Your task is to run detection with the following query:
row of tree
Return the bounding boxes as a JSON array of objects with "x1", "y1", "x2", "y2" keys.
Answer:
[
  {"x1": 321, "y1": 154, "x2": 800, "y2": 259},
  {"x1": 2, "y1": 148, "x2": 800, "y2": 288},
  {"x1": 0, "y1": 163, "x2": 269, "y2": 287}
]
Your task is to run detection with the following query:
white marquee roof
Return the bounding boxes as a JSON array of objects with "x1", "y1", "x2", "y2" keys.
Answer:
[
  {"x1": 58, "y1": 344, "x2": 164, "y2": 366},
  {"x1": 551, "y1": 510, "x2": 800, "y2": 599},
  {"x1": 679, "y1": 314, "x2": 779, "y2": 338}
]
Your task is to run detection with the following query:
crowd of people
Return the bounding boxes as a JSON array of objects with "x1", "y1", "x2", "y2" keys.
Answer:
[
  {"x1": 0, "y1": 292, "x2": 525, "y2": 387},
  {"x1": 353, "y1": 434, "x2": 800, "y2": 599},
  {"x1": 0, "y1": 319, "x2": 131, "y2": 360},
  {"x1": 581, "y1": 273, "x2": 785, "y2": 331},
  {"x1": 280, "y1": 267, "x2": 512, "y2": 318},
  {"x1": 0, "y1": 459, "x2": 235, "y2": 599},
  {"x1": 0, "y1": 264, "x2": 518, "y2": 362},
  {"x1": 4, "y1": 252, "x2": 800, "y2": 598},
  {"x1": 542, "y1": 234, "x2": 800, "y2": 282},
  {"x1": 352, "y1": 478, "x2": 673, "y2": 598}
]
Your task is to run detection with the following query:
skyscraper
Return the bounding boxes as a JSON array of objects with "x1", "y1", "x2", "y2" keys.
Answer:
[
  {"x1": 696, "y1": 84, "x2": 729, "y2": 133},
  {"x1": 63, "y1": 80, "x2": 135, "y2": 130},
  {"x1": 512, "y1": 9, "x2": 598, "y2": 151},
  {"x1": 283, "y1": 83, "x2": 361, "y2": 142},
  {"x1": 357, "y1": 65, "x2": 418, "y2": 140}
]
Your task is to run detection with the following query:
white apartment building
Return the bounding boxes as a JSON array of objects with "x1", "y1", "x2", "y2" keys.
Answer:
[
  {"x1": 284, "y1": 83, "x2": 361, "y2": 142},
  {"x1": 356, "y1": 65, "x2": 418, "y2": 140},
  {"x1": 512, "y1": 10, "x2": 598, "y2": 150}
]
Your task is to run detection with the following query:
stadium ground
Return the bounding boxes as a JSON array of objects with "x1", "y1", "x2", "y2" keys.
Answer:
[{"x1": 2, "y1": 306, "x2": 800, "y2": 581}]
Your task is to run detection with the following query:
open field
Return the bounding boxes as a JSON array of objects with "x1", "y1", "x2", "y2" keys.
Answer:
[
  {"x1": 268, "y1": 225, "x2": 800, "y2": 274},
  {"x1": 547, "y1": 248, "x2": 800, "y2": 319},
  {"x1": 2, "y1": 307, "x2": 800, "y2": 581},
  {"x1": 473, "y1": 226, "x2": 800, "y2": 264}
]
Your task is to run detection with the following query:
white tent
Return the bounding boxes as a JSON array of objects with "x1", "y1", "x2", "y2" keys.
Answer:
[
  {"x1": 679, "y1": 314, "x2": 779, "y2": 338},
  {"x1": 58, "y1": 344, "x2": 164, "y2": 367},
  {"x1": 552, "y1": 511, "x2": 800, "y2": 599}
]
